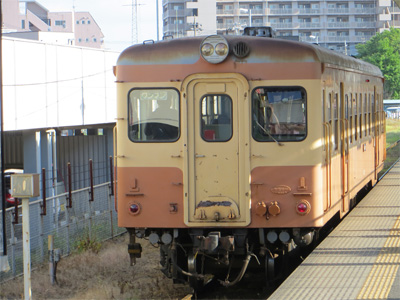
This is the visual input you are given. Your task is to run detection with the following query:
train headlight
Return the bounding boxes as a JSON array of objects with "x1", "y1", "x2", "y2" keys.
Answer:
[
  {"x1": 296, "y1": 200, "x2": 311, "y2": 215},
  {"x1": 200, "y1": 35, "x2": 229, "y2": 64},
  {"x1": 201, "y1": 43, "x2": 214, "y2": 56},
  {"x1": 215, "y1": 43, "x2": 228, "y2": 56}
]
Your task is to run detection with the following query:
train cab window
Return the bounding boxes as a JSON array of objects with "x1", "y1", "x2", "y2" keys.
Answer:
[
  {"x1": 252, "y1": 87, "x2": 306, "y2": 142},
  {"x1": 128, "y1": 89, "x2": 180, "y2": 142},
  {"x1": 200, "y1": 95, "x2": 232, "y2": 142}
]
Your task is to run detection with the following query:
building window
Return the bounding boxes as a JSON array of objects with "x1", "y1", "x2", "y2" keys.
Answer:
[
  {"x1": 88, "y1": 20, "x2": 91, "y2": 24},
  {"x1": 78, "y1": 38, "x2": 82, "y2": 42},
  {"x1": 55, "y1": 20, "x2": 66, "y2": 27},
  {"x1": 85, "y1": 38, "x2": 89, "y2": 42},
  {"x1": 76, "y1": 21, "x2": 79, "y2": 24},
  {"x1": 93, "y1": 37, "x2": 97, "y2": 42},
  {"x1": 82, "y1": 20, "x2": 85, "y2": 24},
  {"x1": 21, "y1": 20, "x2": 25, "y2": 29},
  {"x1": 19, "y1": 2, "x2": 26, "y2": 14}
]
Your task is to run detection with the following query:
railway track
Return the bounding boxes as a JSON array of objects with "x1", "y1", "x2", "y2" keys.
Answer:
[{"x1": 179, "y1": 245, "x2": 313, "y2": 299}]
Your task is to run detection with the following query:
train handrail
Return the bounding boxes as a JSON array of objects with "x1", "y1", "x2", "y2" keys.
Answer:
[
  {"x1": 345, "y1": 120, "x2": 350, "y2": 199},
  {"x1": 113, "y1": 125, "x2": 118, "y2": 212}
]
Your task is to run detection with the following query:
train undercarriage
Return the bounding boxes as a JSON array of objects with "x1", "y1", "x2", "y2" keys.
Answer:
[{"x1": 127, "y1": 227, "x2": 317, "y2": 290}]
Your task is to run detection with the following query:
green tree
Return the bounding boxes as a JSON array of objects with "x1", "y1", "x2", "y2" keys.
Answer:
[{"x1": 356, "y1": 28, "x2": 400, "y2": 99}]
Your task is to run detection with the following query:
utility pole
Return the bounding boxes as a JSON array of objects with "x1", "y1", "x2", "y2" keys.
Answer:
[
  {"x1": 156, "y1": 0, "x2": 159, "y2": 41},
  {"x1": 0, "y1": 0, "x2": 10, "y2": 274},
  {"x1": 131, "y1": 0, "x2": 138, "y2": 44},
  {"x1": 123, "y1": 0, "x2": 139, "y2": 45}
]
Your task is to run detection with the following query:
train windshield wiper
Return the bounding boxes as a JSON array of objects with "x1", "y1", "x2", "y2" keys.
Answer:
[{"x1": 255, "y1": 120, "x2": 284, "y2": 146}]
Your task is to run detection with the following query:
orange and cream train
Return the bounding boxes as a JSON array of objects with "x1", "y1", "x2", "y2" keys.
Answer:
[{"x1": 113, "y1": 28, "x2": 385, "y2": 288}]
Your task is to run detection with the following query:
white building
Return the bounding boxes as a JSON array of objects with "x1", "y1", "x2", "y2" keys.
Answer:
[
  {"x1": 163, "y1": 0, "x2": 217, "y2": 38},
  {"x1": 162, "y1": 0, "x2": 400, "y2": 56},
  {"x1": 1, "y1": 35, "x2": 118, "y2": 183},
  {"x1": 3, "y1": 0, "x2": 104, "y2": 48},
  {"x1": 2, "y1": 37, "x2": 117, "y2": 131}
]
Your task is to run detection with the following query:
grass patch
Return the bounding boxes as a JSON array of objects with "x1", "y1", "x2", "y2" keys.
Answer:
[
  {"x1": 74, "y1": 233, "x2": 102, "y2": 253},
  {"x1": 385, "y1": 119, "x2": 400, "y2": 147},
  {"x1": 378, "y1": 118, "x2": 400, "y2": 177}
]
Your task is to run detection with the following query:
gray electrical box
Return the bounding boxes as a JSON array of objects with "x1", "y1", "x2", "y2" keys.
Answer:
[{"x1": 11, "y1": 174, "x2": 40, "y2": 198}]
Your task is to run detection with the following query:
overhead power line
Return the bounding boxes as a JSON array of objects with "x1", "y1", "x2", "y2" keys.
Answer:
[{"x1": 3, "y1": 69, "x2": 113, "y2": 87}]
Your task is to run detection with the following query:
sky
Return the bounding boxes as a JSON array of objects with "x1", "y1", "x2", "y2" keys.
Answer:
[{"x1": 38, "y1": 0, "x2": 161, "y2": 52}]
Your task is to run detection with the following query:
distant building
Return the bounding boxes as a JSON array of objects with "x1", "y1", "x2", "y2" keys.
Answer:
[
  {"x1": 2, "y1": 0, "x2": 104, "y2": 48},
  {"x1": 162, "y1": 0, "x2": 400, "y2": 56},
  {"x1": 384, "y1": 99, "x2": 400, "y2": 118},
  {"x1": 163, "y1": 0, "x2": 217, "y2": 38}
]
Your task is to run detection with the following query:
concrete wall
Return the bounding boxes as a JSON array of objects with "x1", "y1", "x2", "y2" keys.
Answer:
[{"x1": 2, "y1": 37, "x2": 119, "y2": 131}]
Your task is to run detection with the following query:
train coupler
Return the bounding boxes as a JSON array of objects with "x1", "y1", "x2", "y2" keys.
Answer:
[
  {"x1": 128, "y1": 243, "x2": 142, "y2": 265},
  {"x1": 128, "y1": 228, "x2": 142, "y2": 265},
  {"x1": 198, "y1": 232, "x2": 235, "y2": 254}
]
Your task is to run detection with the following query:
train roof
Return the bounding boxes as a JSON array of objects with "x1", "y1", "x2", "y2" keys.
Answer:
[{"x1": 116, "y1": 35, "x2": 383, "y2": 80}]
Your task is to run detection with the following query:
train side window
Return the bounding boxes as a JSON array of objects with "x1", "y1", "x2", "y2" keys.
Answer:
[
  {"x1": 333, "y1": 93, "x2": 338, "y2": 150},
  {"x1": 380, "y1": 95, "x2": 385, "y2": 134},
  {"x1": 323, "y1": 90, "x2": 329, "y2": 150},
  {"x1": 359, "y1": 93, "x2": 362, "y2": 139},
  {"x1": 368, "y1": 94, "x2": 371, "y2": 136},
  {"x1": 200, "y1": 95, "x2": 232, "y2": 142},
  {"x1": 349, "y1": 94, "x2": 353, "y2": 143},
  {"x1": 371, "y1": 94, "x2": 375, "y2": 134},
  {"x1": 382, "y1": 96, "x2": 385, "y2": 134},
  {"x1": 326, "y1": 91, "x2": 331, "y2": 123},
  {"x1": 364, "y1": 94, "x2": 368, "y2": 136},
  {"x1": 329, "y1": 93, "x2": 333, "y2": 145},
  {"x1": 128, "y1": 88, "x2": 180, "y2": 142},
  {"x1": 252, "y1": 86, "x2": 307, "y2": 142},
  {"x1": 354, "y1": 94, "x2": 358, "y2": 141}
]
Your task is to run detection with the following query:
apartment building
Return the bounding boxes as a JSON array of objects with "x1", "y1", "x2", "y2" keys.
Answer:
[
  {"x1": 162, "y1": 0, "x2": 399, "y2": 56},
  {"x1": 163, "y1": 0, "x2": 217, "y2": 37},
  {"x1": 2, "y1": 0, "x2": 104, "y2": 48}
]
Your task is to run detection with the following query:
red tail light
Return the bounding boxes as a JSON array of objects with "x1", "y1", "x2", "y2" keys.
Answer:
[
  {"x1": 296, "y1": 200, "x2": 310, "y2": 215},
  {"x1": 129, "y1": 203, "x2": 141, "y2": 215}
]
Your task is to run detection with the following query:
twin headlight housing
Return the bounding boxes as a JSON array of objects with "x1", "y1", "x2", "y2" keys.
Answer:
[{"x1": 200, "y1": 35, "x2": 229, "y2": 64}]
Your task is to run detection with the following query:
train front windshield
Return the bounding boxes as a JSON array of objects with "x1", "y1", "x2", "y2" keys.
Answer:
[
  {"x1": 128, "y1": 89, "x2": 180, "y2": 142},
  {"x1": 252, "y1": 87, "x2": 307, "y2": 142}
]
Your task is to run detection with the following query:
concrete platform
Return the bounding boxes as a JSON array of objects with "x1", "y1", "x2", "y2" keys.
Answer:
[{"x1": 269, "y1": 161, "x2": 400, "y2": 300}]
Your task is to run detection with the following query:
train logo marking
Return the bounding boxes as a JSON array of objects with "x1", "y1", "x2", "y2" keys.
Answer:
[{"x1": 270, "y1": 185, "x2": 292, "y2": 195}]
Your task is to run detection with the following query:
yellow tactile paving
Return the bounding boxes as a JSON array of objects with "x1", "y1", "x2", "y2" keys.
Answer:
[
  {"x1": 269, "y1": 162, "x2": 400, "y2": 300},
  {"x1": 357, "y1": 215, "x2": 400, "y2": 299}
]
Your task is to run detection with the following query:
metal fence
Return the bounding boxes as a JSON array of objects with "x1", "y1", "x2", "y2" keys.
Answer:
[{"x1": 0, "y1": 181, "x2": 125, "y2": 283}]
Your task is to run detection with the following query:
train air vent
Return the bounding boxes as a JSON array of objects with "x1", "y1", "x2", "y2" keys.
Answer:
[{"x1": 233, "y1": 41, "x2": 250, "y2": 58}]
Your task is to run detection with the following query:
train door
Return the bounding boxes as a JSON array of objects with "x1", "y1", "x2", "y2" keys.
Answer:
[
  {"x1": 323, "y1": 91, "x2": 332, "y2": 211},
  {"x1": 340, "y1": 83, "x2": 349, "y2": 211},
  {"x1": 373, "y1": 89, "x2": 379, "y2": 180},
  {"x1": 184, "y1": 74, "x2": 251, "y2": 226}
]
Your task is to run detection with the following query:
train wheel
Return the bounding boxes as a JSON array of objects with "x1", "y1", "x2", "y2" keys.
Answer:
[{"x1": 188, "y1": 253, "x2": 205, "y2": 291}]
